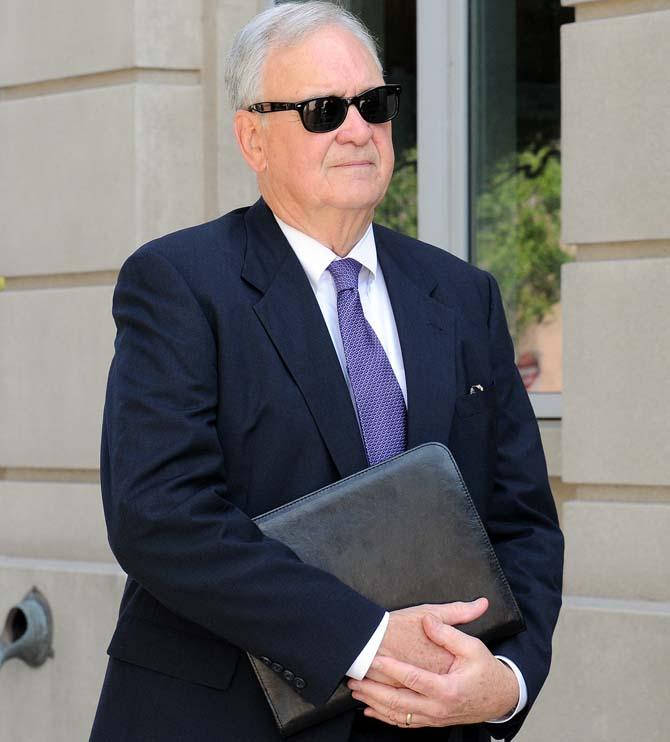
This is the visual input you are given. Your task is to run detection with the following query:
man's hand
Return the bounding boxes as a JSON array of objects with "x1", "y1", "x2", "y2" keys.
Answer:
[
  {"x1": 349, "y1": 613, "x2": 519, "y2": 727},
  {"x1": 364, "y1": 598, "x2": 488, "y2": 687}
]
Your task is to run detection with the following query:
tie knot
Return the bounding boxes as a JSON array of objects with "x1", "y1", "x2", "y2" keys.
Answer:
[{"x1": 327, "y1": 258, "x2": 362, "y2": 293}]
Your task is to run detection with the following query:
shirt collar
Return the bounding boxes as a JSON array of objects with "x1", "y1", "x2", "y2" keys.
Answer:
[{"x1": 274, "y1": 214, "x2": 377, "y2": 292}]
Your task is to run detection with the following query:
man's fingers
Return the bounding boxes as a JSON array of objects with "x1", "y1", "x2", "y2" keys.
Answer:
[
  {"x1": 350, "y1": 678, "x2": 418, "y2": 711},
  {"x1": 363, "y1": 656, "x2": 439, "y2": 696},
  {"x1": 422, "y1": 614, "x2": 478, "y2": 656},
  {"x1": 363, "y1": 706, "x2": 435, "y2": 729},
  {"x1": 426, "y1": 597, "x2": 488, "y2": 627},
  {"x1": 364, "y1": 668, "x2": 403, "y2": 687},
  {"x1": 362, "y1": 706, "x2": 433, "y2": 729},
  {"x1": 349, "y1": 674, "x2": 446, "y2": 728}
]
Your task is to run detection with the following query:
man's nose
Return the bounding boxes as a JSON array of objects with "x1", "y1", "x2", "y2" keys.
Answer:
[{"x1": 335, "y1": 103, "x2": 373, "y2": 146}]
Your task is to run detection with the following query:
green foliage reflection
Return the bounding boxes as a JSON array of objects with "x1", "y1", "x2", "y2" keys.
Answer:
[
  {"x1": 476, "y1": 144, "x2": 572, "y2": 343},
  {"x1": 375, "y1": 144, "x2": 571, "y2": 346}
]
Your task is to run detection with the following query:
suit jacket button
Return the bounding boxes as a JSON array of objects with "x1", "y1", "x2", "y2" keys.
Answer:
[
  {"x1": 283, "y1": 670, "x2": 295, "y2": 682},
  {"x1": 294, "y1": 677, "x2": 306, "y2": 690},
  {"x1": 271, "y1": 662, "x2": 284, "y2": 673},
  {"x1": 260, "y1": 656, "x2": 272, "y2": 666}
]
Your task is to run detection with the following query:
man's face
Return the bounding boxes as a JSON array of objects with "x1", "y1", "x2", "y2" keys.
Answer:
[{"x1": 255, "y1": 26, "x2": 395, "y2": 214}]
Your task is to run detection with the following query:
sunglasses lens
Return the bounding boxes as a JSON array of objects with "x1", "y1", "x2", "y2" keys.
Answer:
[
  {"x1": 359, "y1": 86, "x2": 399, "y2": 124},
  {"x1": 302, "y1": 97, "x2": 346, "y2": 133},
  {"x1": 299, "y1": 86, "x2": 400, "y2": 132}
]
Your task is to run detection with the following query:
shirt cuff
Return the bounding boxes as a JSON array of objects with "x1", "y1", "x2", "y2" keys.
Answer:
[
  {"x1": 487, "y1": 656, "x2": 527, "y2": 728},
  {"x1": 345, "y1": 612, "x2": 389, "y2": 680}
]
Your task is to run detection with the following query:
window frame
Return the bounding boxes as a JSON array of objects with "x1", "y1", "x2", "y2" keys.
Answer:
[{"x1": 417, "y1": 0, "x2": 561, "y2": 420}]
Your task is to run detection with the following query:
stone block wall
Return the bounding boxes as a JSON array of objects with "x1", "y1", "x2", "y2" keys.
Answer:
[
  {"x1": 518, "y1": 1, "x2": 670, "y2": 739},
  {"x1": 2, "y1": 1, "x2": 668, "y2": 739}
]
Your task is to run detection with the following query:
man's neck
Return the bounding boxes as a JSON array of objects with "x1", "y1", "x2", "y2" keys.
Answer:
[{"x1": 262, "y1": 193, "x2": 374, "y2": 257}]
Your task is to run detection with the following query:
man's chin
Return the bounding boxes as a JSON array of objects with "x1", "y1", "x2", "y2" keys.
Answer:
[
  {"x1": 324, "y1": 186, "x2": 387, "y2": 213},
  {"x1": 325, "y1": 198, "x2": 381, "y2": 213}
]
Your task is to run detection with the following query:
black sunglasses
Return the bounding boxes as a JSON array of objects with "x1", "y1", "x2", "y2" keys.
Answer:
[{"x1": 247, "y1": 84, "x2": 401, "y2": 133}]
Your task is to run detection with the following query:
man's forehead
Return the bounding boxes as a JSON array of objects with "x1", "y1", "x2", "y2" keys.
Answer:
[
  {"x1": 262, "y1": 26, "x2": 382, "y2": 99},
  {"x1": 285, "y1": 82, "x2": 384, "y2": 100}
]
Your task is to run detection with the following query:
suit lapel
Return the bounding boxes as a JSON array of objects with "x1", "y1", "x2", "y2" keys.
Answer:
[
  {"x1": 241, "y1": 200, "x2": 368, "y2": 479},
  {"x1": 240, "y1": 200, "x2": 457, "y2": 475},
  {"x1": 375, "y1": 227, "x2": 457, "y2": 448}
]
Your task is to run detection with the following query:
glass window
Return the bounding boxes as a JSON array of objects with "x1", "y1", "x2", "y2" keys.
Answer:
[{"x1": 470, "y1": 0, "x2": 574, "y2": 397}]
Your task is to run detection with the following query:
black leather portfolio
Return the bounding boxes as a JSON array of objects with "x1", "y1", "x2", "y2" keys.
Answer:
[{"x1": 249, "y1": 442, "x2": 524, "y2": 736}]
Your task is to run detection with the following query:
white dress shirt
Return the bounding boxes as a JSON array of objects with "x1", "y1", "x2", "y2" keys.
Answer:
[{"x1": 274, "y1": 215, "x2": 526, "y2": 727}]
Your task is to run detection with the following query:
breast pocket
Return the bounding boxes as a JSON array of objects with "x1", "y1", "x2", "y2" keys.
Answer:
[
  {"x1": 454, "y1": 385, "x2": 496, "y2": 419},
  {"x1": 450, "y1": 385, "x2": 497, "y2": 511}
]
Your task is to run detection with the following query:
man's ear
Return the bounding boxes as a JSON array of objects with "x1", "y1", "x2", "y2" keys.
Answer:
[{"x1": 234, "y1": 110, "x2": 267, "y2": 173}]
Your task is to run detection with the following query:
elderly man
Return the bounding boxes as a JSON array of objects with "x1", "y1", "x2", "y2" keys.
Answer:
[{"x1": 90, "y1": 3, "x2": 563, "y2": 741}]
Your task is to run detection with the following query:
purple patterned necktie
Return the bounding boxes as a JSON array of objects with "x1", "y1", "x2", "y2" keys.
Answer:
[{"x1": 327, "y1": 257, "x2": 407, "y2": 465}]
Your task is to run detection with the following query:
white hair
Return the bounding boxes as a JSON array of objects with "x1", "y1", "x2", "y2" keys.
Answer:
[{"x1": 224, "y1": 1, "x2": 383, "y2": 111}]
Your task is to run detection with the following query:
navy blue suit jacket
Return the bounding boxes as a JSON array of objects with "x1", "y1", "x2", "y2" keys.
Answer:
[{"x1": 93, "y1": 198, "x2": 563, "y2": 741}]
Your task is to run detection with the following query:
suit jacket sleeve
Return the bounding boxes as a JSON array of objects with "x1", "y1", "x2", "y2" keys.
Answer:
[
  {"x1": 101, "y1": 247, "x2": 385, "y2": 706},
  {"x1": 481, "y1": 273, "x2": 565, "y2": 740}
]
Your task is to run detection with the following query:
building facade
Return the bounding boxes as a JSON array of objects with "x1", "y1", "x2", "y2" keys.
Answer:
[{"x1": 0, "y1": 1, "x2": 668, "y2": 739}]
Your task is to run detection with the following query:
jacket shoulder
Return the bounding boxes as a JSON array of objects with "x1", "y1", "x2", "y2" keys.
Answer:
[{"x1": 124, "y1": 206, "x2": 250, "y2": 275}]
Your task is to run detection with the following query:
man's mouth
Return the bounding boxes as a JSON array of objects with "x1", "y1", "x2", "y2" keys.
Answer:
[{"x1": 332, "y1": 160, "x2": 374, "y2": 168}]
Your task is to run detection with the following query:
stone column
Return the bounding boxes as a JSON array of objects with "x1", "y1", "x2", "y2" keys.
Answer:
[
  {"x1": 519, "y1": 1, "x2": 670, "y2": 739},
  {"x1": 0, "y1": 2, "x2": 261, "y2": 738}
]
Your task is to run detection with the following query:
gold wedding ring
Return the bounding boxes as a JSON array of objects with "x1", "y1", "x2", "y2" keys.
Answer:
[{"x1": 405, "y1": 712, "x2": 413, "y2": 726}]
